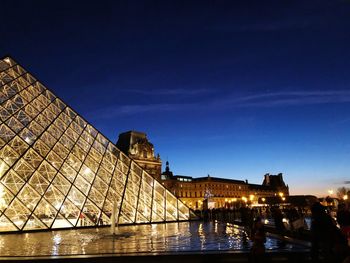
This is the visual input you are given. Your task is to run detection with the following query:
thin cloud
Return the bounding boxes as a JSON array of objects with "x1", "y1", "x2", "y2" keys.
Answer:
[
  {"x1": 124, "y1": 88, "x2": 214, "y2": 96},
  {"x1": 229, "y1": 90, "x2": 350, "y2": 108},
  {"x1": 90, "y1": 90, "x2": 350, "y2": 118}
]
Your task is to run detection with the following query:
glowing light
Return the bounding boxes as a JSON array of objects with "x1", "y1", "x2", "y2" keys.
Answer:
[
  {"x1": 282, "y1": 197, "x2": 286, "y2": 201},
  {"x1": 233, "y1": 198, "x2": 237, "y2": 202},
  {"x1": 278, "y1": 192, "x2": 284, "y2": 197},
  {"x1": 328, "y1": 189, "x2": 334, "y2": 195},
  {"x1": 4, "y1": 58, "x2": 10, "y2": 64},
  {"x1": 262, "y1": 198, "x2": 266, "y2": 202},
  {"x1": 83, "y1": 167, "x2": 92, "y2": 175},
  {"x1": 0, "y1": 184, "x2": 6, "y2": 209},
  {"x1": 344, "y1": 195, "x2": 348, "y2": 201},
  {"x1": 249, "y1": 194, "x2": 255, "y2": 201}
]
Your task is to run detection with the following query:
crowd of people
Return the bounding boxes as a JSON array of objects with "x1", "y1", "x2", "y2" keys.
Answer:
[{"x1": 197, "y1": 201, "x2": 350, "y2": 262}]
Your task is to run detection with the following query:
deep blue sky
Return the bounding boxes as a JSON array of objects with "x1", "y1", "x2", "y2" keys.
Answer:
[{"x1": 1, "y1": 1, "x2": 350, "y2": 196}]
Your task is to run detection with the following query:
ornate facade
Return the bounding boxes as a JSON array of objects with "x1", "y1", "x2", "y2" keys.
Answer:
[
  {"x1": 161, "y1": 163, "x2": 289, "y2": 209},
  {"x1": 118, "y1": 133, "x2": 289, "y2": 210},
  {"x1": 116, "y1": 131, "x2": 162, "y2": 181}
]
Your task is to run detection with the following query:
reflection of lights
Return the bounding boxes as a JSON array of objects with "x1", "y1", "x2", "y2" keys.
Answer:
[
  {"x1": 4, "y1": 58, "x2": 11, "y2": 63},
  {"x1": 282, "y1": 218, "x2": 288, "y2": 223},
  {"x1": 0, "y1": 161, "x2": 7, "y2": 176},
  {"x1": 24, "y1": 137, "x2": 31, "y2": 144},
  {"x1": 83, "y1": 167, "x2": 92, "y2": 175},
  {"x1": 0, "y1": 184, "x2": 6, "y2": 209}
]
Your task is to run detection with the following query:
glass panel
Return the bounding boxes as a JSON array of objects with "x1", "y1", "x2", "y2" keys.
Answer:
[
  {"x1": 23, "y1": 148, "x2": 43, "y2": 169},
  {"x1": 29, "y1": 171, "x2": 50, "y2": 195},
  {"x1": 0, "y1": 183, "x2": 15, "y2": 213},
  {"x1": 4, "y1": 198, "x2": 32, "y2": 229},
  {"x1": 0, "y1": 145, "x2": 19, "y2": 166},
  {"x1": 32, "y1": 198, "x2": 58, "y2": 228},
  {"x1": 23, "y1": 214, "x2": 47, "y2": 230},
  {"x1": 51, "y1": 173, "x2": 71, "y2": 196},
  {"x1": 38, "y1": 161, "x2": 57, "y2": 182},
  {"x1": 43, "y1": 185, "x2": 65, "y2": 211},
  {"x1": 17, "y1": 184, "x2": 41, "y2": 211},
  {"x1": 13, "y1": 159, "x2": 35, "y2": 181},
  {"x1": 0, "y1": 170, "x2": 24, "y2": 195},
  {"x1": 0, "y1": 124, "x2": 15, "y2": 142}
]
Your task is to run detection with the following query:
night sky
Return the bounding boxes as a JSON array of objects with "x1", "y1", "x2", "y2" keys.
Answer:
[{"x1": 1, "y1": 1, "x2": 350, "y2": 196}]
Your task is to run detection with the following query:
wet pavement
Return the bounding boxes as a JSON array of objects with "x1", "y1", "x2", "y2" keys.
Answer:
[{"x1": 0, "y1": 221, "x2": 309, "y2": 258}]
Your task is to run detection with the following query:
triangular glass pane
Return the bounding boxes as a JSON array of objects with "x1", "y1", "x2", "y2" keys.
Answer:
[
  {"x1": 91, "y1": 176, "x2": 108, "y2": 196},
  {"x1": 23, "y1": 214, "x2": 47, "y2": 230},
  {"x1": 59, "y1": 163, "x2": 77, "y2": 183},
  {"x1": 0, "y1": 170, "x2": 24, "y2": 195},
  {"x1": 67, "y1": 186, "x2": 86, "y2": 210},
  {"x1": 29, "y1": 171, "x2": 50, "y2": 195},
  {"x1": 46, "y1": 151, "x2": 63, "y2": 170},
  {"x1": 23, "y1": 148, "x2": 43, "y2": 169},
  {"x1": 77, "y1": 212, "x2": 95, "y2": 227},
  {"x1": 33, "y1": 198, "x2": 58, "y2": 228},
  {"x1": 51, "y1": 173, "x2": 71, "y2": 195},
  {"x1": 73, "y1": 175, "x2": 90, "y2": 196},
  {"x1": 96, "y1": 167, "x2": 112, "y2": 185},
  {"x1": 81, "y1": 199, "x2": 101, "y2": 226},
  {"x1": 79, "y1": 164, "x2": 95, "y2": 184},
  {"x1": 0, "y1": 215, "x2": 18, "y2": 231},
  {"x1": 13, "y1": 159, "x2": 35, "y2": 181},
  {"x1": 151, "y1": 212, "x2": 164, "y2": 223},
  {"x1": 118, "y1": 212, "x2": 133, "y2": 224},
  {"x1": 59, "y1": 198, "x2": 81, "y2": 227},
  {"x1": 51, "y1": 213, "x2": 73, "y2": 229},
  {"x1": 0, "y1": 183, "x2": 15, "y2": 212},
  {"x1": 33, "y1": 139, "x2": 51, "y2": 157},
  {"x1": 17, "y1": 184, "x2": 41, "y2": 211},
  {"x1": 136, "y1": 212, "x2": 149, "y2": 223},
  {"x1": 0, "y1": 160, "x2": 10, "y2": 180},
  {"x1": 0, "y1": 145, "x2": 19, "y2": 166},
  {"x1": 88, "y1": 187, "x2": 105, "y2": 209},
  {"x1": 38, "y1": 161, "x2": 57, "y2": 182},
  {"x1": 6, "y1": 117, "x2": 24, "y2": 133},
  {"x1": 8, "y1": 136, "x2": 29, "y2": 156},
  {"x1": 4, "y1": 198, "x2": 31, "y2": 229},
  {"x1": 43, "y1": 185, "x2": 65, "y2": 211}
]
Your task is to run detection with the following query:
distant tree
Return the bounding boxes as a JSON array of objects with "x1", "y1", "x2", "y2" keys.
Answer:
[{"x1": 336, "y1": 187, "x2": 350, "y2": 199}]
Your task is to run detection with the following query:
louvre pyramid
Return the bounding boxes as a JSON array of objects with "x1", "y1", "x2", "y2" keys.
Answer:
[{"x1": 0, "y1": 56, "x2": 193, "y2": 232}]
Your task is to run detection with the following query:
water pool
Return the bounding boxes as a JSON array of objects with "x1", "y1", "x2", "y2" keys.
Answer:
[{"x1": 0, "y1": 221, "x2": 308, "y2": 257}]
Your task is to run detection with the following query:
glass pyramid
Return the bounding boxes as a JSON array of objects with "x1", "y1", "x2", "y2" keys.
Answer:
[{"x1": 0, "y1": 56, "x2": 193, "y2": 232}]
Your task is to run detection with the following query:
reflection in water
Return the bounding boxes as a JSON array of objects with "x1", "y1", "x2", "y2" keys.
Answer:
[{"x1": 0, "y1": 221, "x2": 307, "y2": 257}]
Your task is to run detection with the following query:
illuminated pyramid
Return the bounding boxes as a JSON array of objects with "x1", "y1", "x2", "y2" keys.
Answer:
[{"x1": 0, "y1": 56, "x2": 193, "y2": 232}]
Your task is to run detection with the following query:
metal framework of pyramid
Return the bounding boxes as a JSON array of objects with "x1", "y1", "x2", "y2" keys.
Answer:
[{"x1": 0, "y1": 56, "x2": 193, "y2": 233}]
